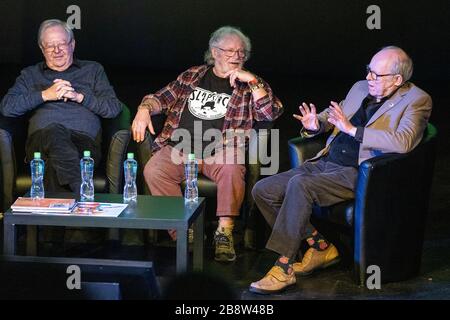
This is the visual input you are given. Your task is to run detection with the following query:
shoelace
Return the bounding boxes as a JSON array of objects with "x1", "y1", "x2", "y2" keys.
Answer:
[{"x1": 214, "y1": 232, "x2": 231, "y2": 248}]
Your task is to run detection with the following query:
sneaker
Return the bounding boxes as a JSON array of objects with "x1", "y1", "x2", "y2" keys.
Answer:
[
  {"x1": 249, "y1": 266, "x2": 296, "y2": 294},
  {"x1": 293, "y1": 243, "x2": 340, "y2": 276},
  {"x1": 214, "y1": 227, "x2": 236, "y2": 262}
]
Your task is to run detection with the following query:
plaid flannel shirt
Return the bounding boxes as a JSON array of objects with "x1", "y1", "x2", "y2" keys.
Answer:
[{"x1": 139, "y1": 65, "x2": 283, "y2": 153}]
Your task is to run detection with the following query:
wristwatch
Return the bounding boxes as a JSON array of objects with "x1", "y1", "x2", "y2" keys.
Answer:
[
  {"x1": 248, "y1": 78, "x2": 264, "y2": 91},
  {"x1": 138, "y1": 102, "x2": 153, "y2": 113}
]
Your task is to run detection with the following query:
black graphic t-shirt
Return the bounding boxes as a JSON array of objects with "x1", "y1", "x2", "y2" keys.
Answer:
[{"x1": 170, "y1": 68, "x2": 232, "y2": 158}]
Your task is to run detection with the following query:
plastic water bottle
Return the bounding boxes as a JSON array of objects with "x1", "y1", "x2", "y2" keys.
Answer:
[
  {"x1": 80, "y1": 150, "x2": 95, "y2": 201},
  {"x1": 30, "y1": 152, "x2": 45, "y2": 199},
  {"x1": 123, "y1": 152, "x2": 138, "y2": 202},
  {"x1": 184, "y1": 153, "x2": 198, "y2": 203}
]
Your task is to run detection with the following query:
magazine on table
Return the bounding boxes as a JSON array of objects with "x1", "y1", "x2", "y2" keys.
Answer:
[
  {"x1": 11, "y1": 197, "x2": 76, "y2": 213},
  {"x1": 11, "y1": 198, "x2": 128, "y2": 217},
  {"x1": 72, "y1": 202, "x2": 128, "y2": 217}
]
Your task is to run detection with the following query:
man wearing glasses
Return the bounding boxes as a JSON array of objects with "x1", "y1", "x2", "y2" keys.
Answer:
[
  {"x1": 132, "y1": 26, "x2": 283, "y2": 262},
  {"x1": 1, "y1": 19, "x2": 122, "y2": 193},
  {"x1": 249, "y1": 46, "x2": 432, "y2": 294}
]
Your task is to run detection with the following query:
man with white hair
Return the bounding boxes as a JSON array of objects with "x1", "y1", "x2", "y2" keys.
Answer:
[
  {"x1": 132, "y1": 26, "x2": 283, "y2": 262},
  {"x1": 0, "y1": 19, "x2": 122, "y2": 193},
  {"x1": 250, "y1": 46, "x2": 432, "y2": 294}
]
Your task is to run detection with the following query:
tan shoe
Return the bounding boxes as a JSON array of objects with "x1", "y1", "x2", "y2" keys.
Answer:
[
  {"x1": 249, "y1": 266, "x2": 296, "y2": 294},
  {"x1": 214, "y1": 227, "x2": 236, "y2": 262},
  {"x1": 293, "y1": 244, "x2": 340, "y2": 276}
]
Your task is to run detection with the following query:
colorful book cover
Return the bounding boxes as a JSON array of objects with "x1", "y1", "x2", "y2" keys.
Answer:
[{"x1": 11, "y1": 197, "x2": 77, "y2": 213}]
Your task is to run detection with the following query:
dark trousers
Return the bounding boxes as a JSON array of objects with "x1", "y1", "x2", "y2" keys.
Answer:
[
  {"x1": 252, "y1": 159, "x2": 358, "y2": 259},
  {"x1": 26, "y1": 124, "x2": 101, "y2": 193}
]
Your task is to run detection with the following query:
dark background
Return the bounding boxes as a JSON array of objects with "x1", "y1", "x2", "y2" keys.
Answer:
[
  {"x1": 1, "y1": 1, "x2": 450, "y2": 298},
  {"x1": 1, "y1": 0, "x2": 449, "y2": 227},
  {"x1": 1, "y1": 0, "x2": 449, "y2": 79},
  {"x1": 1, "y1": 0, "x2": 449, "y2": 121}
]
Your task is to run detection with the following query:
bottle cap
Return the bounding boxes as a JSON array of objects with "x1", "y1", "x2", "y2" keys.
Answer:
[
  {"x1": 127, "y1": 153, "x2": 134, "y2": 159},
  {"x1": 83, "y1": 150, "x2": 91, "y2": 157},
  {"x1": 34, "y1": 152, "x2": 41, "y2": 159},
  {"x1": 188, "y1": 153, "x2": 196, "y2": 161}
]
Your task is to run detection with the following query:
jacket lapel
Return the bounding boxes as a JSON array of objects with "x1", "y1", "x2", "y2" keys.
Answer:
[{"x1": 366, "y1": 83, "x2": 410, "y2": 127}]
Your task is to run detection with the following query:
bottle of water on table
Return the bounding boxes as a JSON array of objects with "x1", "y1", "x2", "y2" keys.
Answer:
[
  {"x1": 80, "y1": 150, "x2": 94, "y2": 201},
  {"x1": 184, "y1": 153, "x2": 198, "y2": 203},
  {"x1": 30, "y1": 152, "x2": 45, "y2": 199},
  {"x1": 123, "y1": 152, "x2": 138, "y2": 202}
]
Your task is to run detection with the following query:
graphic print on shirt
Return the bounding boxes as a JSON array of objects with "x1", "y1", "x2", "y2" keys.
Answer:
[{"x1": 188, "y1": 87, "x2": 230, "y2": 120}]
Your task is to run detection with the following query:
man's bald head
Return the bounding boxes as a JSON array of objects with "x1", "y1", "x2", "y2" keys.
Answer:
[{"x1": 376, "y1": 46, "x2": 414, "y2": 83}]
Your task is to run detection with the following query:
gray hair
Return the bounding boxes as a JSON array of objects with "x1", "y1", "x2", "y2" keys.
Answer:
[
  {"x1": 381, "y1": 46, "x2": 414, "y2": 82},
  {"x1": 204, "y1": 26, "x2": 252, "y2": 65},
  {"x1": 38, "y1": 19, "x2": 74, "y2": 47}
]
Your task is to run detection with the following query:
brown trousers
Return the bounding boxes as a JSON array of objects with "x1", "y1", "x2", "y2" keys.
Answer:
[{"x1": 144, "y1": 145, "x2": 246, "y2": 216}]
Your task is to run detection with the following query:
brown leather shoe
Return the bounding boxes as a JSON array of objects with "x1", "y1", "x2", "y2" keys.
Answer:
[
  {"x1": 249, "y1": 266, "x2": 296, "y2": 294},
  {"x1": 293, "y1": 244, "x2": 340, "y2": 276}
]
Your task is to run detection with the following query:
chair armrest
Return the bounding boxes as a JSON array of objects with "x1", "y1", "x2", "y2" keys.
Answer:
[
  {"x1": 0, "y1": 128, "x2": 16, "y2": 210},
  {"x1": 353, "y1": 131, "x2": 437, "y2": 283},
  {"x1": 101, "y1": 104, "x2": 131, "y2": 157},
  {"x1": 245, "y1": 128, "x2": 269, "y2": 209},
  {"x1": 288, "y1": 134, "x2": 327, "y2": 168},
  {"x1": 136, "y1": 132, "x2": 154, "y2": 195},
  {"x1": 105, "y1": 129, "x2": 131, "y2": 194}
]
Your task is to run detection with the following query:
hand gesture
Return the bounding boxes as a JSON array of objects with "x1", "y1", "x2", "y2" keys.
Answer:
[
  {"x1": 293, "y1": 102, "x2": 319, "y2": 131},
  {"x1": 327, "y1": 101, "x2": 355, "y2": 136}
]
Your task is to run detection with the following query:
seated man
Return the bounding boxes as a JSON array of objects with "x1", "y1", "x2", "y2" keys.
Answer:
[
  {"x1": 0, "y1": 19, "x2": 122, "y2": 193},
  {"x1": 250, "y1": 46, "x2": 432, "y2": 294},
  {"x1": 131, "y1": 26, "x2": 283, "y2": 262}
]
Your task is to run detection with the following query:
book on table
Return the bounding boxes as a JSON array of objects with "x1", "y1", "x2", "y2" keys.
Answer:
[{"x1": 11, "y1": 197, "x2": 77, "y2": 213}]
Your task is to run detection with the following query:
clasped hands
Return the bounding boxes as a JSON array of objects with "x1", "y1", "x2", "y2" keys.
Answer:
[
  {"x1": 293, "y1": 101, "x2": 356, "y2": 136},
  {"x1": 42, "y1": 79, "x2": 84, "y2": 103}
]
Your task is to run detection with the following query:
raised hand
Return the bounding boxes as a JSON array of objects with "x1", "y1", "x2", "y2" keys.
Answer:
[
  {"x1": 327, "y1": 101, "x2": 356, "y2": 136},
  {"x1": 293, "y1": 102, "x2": 319, "y2": 131}
]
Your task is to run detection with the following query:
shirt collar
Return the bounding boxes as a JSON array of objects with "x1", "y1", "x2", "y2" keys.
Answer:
[{"x1": 366, "y1": 86, "x2": 400, "y2": 104}]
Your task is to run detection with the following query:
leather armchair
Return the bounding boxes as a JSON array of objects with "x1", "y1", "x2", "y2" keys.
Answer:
[
  {"x1": 136, "y1": 114, "x2": 272, "y2": 238},
  {"x1": 287, "y1": 123, "x2": 437, "y2": 285},
  {"x1": 0, "y1": 104, "x2": 131, "y2": 211}
]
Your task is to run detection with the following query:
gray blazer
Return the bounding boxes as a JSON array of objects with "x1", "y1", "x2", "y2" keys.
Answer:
[{"x1": 303, "y1": 80, "x2": 432, "y2": 165}]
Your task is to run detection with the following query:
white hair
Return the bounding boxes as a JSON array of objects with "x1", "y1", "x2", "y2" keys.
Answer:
[
  {"x1": 204, "y1": 26, "x2": 251, "y2": 65},
  {"x1": 381, "y1": 46, "x2": 414, "y2": 82},
  {"x1": 38, "y1": 19, "x2": 74, "y2": 47}
]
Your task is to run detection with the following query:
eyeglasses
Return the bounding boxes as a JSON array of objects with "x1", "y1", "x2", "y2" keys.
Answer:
[
  {"x1": 42, "y1": 42, "x2": 70, "y2": 53},
  {"x1": 214, "y1": 46, "x2": 248, "y2": 58},
  {"x1": 366, "y1": 65, "x2": 397, "y2": 80}
]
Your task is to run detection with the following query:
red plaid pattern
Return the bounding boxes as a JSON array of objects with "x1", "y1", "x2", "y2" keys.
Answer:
[{"x1": 139, "y1": 65, "x2": 284, "y2": 152}]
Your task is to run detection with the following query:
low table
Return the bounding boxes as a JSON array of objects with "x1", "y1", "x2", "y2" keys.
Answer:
[{"x1": 3, "y1": 193, "x2": 205, "y2": 274}]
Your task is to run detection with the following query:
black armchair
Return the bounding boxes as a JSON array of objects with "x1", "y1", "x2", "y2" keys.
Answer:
[
  {"x1": 136, "y1": 114, "x2": 272, "y2": 241},
  {"x1": 287, "y1": 123, "x2": 437, "y2": 285},
  {"x1": 0, "y1": 104, "x2": 131, "y2": 211}
]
